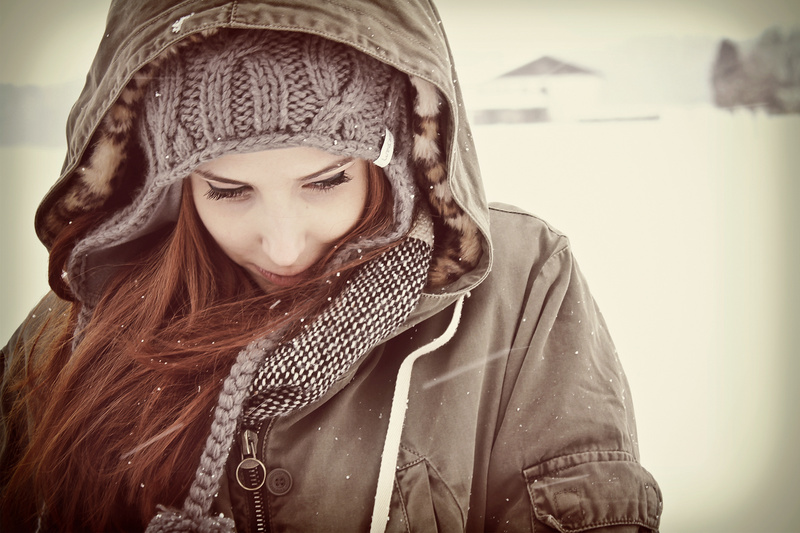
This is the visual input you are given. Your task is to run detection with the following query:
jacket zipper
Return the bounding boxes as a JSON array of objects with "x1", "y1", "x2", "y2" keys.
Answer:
[{"x1": 235, "y1": 427, "x2": 269, "y2": 533}]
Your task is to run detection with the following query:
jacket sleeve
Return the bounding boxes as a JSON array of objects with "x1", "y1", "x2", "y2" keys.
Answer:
[
  {"x1": 483, "y1": 222, "x2": 662, "y2": 532},
  {"x1": 1, "y1": 292, "x2": 71, "y2": 496},
  {"x1": 1, "y1": 322, "x2": 24, "y2": 492}
]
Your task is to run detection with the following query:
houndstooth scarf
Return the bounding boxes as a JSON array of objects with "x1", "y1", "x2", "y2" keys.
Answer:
[
  {"x1": 241, "y1": 219, "x2": 433, "y2": 425},
  {"x1": 146, "y1": 211, "x2": 433, "y2": 533}
]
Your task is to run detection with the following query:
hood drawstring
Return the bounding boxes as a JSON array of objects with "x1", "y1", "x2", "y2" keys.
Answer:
[
  {"x1": 145, "y1": 336, "x2": 273, "y2": 533},
  {"x1": 145, "y1": 213, "x2": 434, "y2": 533},
  {"x1": 369, "y1": 293, "x2": 467, "y2": 533}
]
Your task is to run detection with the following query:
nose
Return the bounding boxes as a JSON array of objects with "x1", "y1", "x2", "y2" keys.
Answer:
[{"x1": 259, "y1": 214, "x2": 306, "y2": 268}]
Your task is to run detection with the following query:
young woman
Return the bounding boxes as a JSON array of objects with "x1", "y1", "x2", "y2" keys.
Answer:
[{"x1": 1, "y1": 1, "x2": 662, "y2": 532}]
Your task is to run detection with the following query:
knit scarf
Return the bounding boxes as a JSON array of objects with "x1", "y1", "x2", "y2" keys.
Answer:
[{"x1": 145, "y1": 212, "x2": 433, "y2": 533}]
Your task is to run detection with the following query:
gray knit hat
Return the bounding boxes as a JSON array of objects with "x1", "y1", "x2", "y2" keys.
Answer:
[{"x1": 69, "y1": 29, "x2": 415, "y2": 307}]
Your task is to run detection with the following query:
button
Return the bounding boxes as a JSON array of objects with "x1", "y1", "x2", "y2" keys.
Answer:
[{"x1": 266, "y1": 468, "x2": 292, "y2": 496}]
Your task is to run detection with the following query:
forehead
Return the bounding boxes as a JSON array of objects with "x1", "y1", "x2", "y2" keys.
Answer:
[{"x1": 194, "y1": 147, "x2": 350, "y2": 181}]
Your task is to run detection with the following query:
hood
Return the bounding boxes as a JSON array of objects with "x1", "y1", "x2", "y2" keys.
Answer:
[{"x1": 34, "y1": 0, "x2": 493, "y2": 307}]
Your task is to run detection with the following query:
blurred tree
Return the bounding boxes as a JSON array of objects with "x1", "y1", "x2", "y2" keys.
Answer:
[
  {"x1": 711, "y1": 39, "x2": 749, "y2": 108},
  {"x1": 773, "y1": 28, "x2": 800, "y2": 112},
  {"x1": 711, "y1": 26, "x2": 800, "y2": 114}
]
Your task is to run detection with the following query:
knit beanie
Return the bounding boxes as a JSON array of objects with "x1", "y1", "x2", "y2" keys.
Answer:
[{"x1": 68, "y1": 29, "x2": 415, "y2": 309}]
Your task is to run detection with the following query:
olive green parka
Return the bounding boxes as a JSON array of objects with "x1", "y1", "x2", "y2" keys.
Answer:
[{"x1": 2, "y1": 1, "x2": 662, "y2": 531}]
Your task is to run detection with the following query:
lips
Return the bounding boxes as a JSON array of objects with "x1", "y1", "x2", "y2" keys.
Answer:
[{"x1": 253, "y1": 265, "x2": 310, "y2": 287}]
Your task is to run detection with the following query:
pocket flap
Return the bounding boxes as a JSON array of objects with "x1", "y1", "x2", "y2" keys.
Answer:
[{"x1": 524, "y1": 451, "x2": 662, "y2": 532}]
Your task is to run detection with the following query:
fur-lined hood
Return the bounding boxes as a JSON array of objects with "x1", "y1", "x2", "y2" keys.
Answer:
[{"x1": 34, "y1": 0, "x2": 492, "y2": 313}]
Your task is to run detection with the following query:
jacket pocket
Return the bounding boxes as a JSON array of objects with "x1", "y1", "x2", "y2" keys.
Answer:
[
  {"x1": 524, "y1": 451, "x2": 662, "y2": 533},
  {"x1": 387, "y1": 447, "x2": 464, "y2": 533}
]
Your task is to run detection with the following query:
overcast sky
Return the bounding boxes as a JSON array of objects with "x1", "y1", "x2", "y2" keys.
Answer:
[{"x1": 2, "y1": 0, "x2": 798, "y2": 86}]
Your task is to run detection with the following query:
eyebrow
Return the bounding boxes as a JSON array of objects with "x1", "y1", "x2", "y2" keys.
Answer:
[{"x1": 193, "y1": 157, "x2": 355, "y2": 185}]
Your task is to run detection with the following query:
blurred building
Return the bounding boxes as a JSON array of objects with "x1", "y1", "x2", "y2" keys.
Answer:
[{"x1": 471, "y1": 56, "x2": 603, "y2": 124}]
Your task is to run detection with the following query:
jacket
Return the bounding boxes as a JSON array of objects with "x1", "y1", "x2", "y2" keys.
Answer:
[{"x1": 1, "y1": 0, "x2": 662, "y2": 531}]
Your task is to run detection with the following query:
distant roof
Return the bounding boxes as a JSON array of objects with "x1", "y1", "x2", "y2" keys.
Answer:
[{"x1": 500, "y1": 56, "x2": 599, "y2": 77}]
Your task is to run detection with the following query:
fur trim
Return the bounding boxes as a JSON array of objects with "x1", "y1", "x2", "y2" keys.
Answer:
[
  {"x1": 40, "y1": 31, "x2": 216, "y2": 247},
  {"x1": 409, "y1": 76, "x2": 482, "y2": 288},
  {"x1": 410, "y1": 76, "x2": 441, "y2": 118}
]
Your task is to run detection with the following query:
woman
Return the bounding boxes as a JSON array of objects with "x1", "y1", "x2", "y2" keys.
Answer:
[{"x1": 1, "y1": 1, "x2": 662, "y2": 532}]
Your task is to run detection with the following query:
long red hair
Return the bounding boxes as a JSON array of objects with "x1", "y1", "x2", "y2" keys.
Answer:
[{"x1": 2, "y1": 162, "x2": 399, "y2": 531}]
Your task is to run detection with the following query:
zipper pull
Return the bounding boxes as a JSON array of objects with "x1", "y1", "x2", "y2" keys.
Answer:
[{"x1": 236, "y1": 428, "x2": 266, "y2": 491}]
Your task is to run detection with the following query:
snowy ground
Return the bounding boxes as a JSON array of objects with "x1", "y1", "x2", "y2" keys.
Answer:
[{"x1": 2, "y1": 107, "x2": 798, "y2": 531}]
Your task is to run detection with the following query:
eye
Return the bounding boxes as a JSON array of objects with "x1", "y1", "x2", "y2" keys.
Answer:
[
  {"x1": 204, "y1": 182, "x2": 249, "y2": 201},
  {"x1": 306, "y1": 171, "x2": 352, "y2": 192}
]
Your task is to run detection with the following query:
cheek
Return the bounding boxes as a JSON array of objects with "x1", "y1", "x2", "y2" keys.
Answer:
[
  {"x1": 203, "y1": 218, "x2": 242, "y2": 255},
  {"x1": 315, "y1": 179, "x2": 368, "y2": 242},
  {"x1": 317, "y1": 204, "x2": 360, "y2": 242},
  {"x1": 190, "y1": 192, "x2": 248, "y2": 258}
]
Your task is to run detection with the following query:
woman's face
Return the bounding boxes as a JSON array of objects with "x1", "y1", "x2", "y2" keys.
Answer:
[{"x1": 189, "y1": 146, "x2": 369, "y2": 291}]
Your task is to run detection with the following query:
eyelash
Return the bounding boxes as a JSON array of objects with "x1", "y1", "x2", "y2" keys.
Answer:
[
  {"x1": 307, "y1": 171, "x2": 352, "y2": 192},
  {"x1": 203, "y1": 171, "x2": 353, "y2": 201},
  {"x1": 204, "y1": 184, "x2": 247, "y2": 201}
]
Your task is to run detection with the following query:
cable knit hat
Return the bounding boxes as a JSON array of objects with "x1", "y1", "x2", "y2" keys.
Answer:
[
  {"x1": 69, "y1": 29, "x2": 415, "y2": 307},
  {"x1": 139, "y1": 29, "x2": 412, "y2": 188}
]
